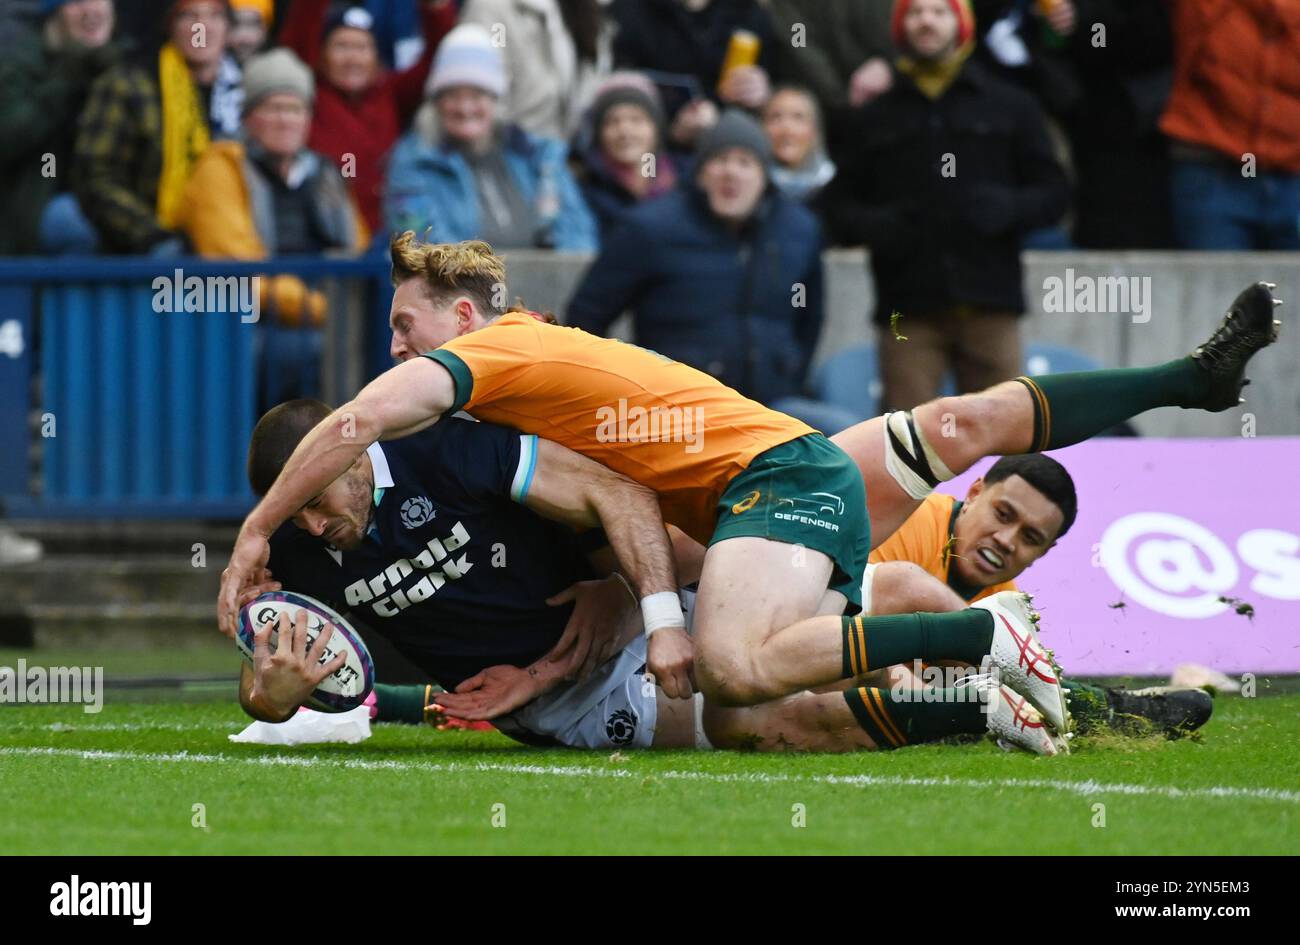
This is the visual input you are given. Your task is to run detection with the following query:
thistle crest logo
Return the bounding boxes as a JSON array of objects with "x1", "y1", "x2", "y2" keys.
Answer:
[
  {"x1": 605, "y1": 708, "x2": 637, "y2": 746},
  {"x1": 400, "y1": 496, "x2": 435, "y2": 529}
]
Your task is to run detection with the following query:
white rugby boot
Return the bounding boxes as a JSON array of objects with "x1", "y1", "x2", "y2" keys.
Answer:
[
  {"x1": 958, "y1": 675, "x2": 1068, "y2": 755},
  {"x1": 970, "y1": 590, "x2": 1071, "y2": 733}
]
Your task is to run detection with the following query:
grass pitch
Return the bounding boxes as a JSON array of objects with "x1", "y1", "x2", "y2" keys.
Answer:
[{"x1": 1, "y1": 650, "x2": 1297, "y2": 855}]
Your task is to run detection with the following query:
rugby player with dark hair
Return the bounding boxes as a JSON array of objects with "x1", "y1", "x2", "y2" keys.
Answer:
[{"x1": 696, "y1": 454, "x2": 1212, "y2": 748}]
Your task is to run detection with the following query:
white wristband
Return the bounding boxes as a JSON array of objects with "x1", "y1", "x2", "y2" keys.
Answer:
[{"x1": 641, "y1": 591, "x2": 684, "y2": 636}]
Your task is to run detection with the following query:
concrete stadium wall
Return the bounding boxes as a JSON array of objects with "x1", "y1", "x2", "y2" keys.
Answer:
[{"x1": 501, "y1": 250, "x2": 1300, "y2": 437}]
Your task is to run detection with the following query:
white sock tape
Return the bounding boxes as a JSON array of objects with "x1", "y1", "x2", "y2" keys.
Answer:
[
  {"x1": 883, "y1": 411, "x2": 955, "y2": 500},
  {"x1": 641, "y1": 591, "x2": 684, "y2": 636}
]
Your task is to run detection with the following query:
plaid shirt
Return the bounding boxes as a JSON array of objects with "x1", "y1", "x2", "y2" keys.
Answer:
[{"x1": 73, "y1": 61, "x2": 170, "y2": 253}]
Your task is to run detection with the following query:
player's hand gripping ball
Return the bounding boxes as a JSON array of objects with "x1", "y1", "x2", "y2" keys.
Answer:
[{"x1": 236, "y1": 591, "x2": 375, "y2": 712}]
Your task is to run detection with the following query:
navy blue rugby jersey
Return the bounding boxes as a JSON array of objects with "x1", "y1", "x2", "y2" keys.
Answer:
[{"x1": 266, "y1": 417, "x2": 596, "y2": 689}]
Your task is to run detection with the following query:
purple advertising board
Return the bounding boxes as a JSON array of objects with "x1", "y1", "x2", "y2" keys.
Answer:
[{"x1": 940, "y1": 437, "x2": 1300, "y2": 676}]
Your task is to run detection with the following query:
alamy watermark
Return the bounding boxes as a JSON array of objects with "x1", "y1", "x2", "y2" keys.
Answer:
[
  {"x1": 1042, "y1": 268, "x2": 1151, "y2": 324},
  {"x1": 50, "y1": 875, "x2": 150, "y2": 925},
  {"x1": 889, "y1": 662, "x2": 999, "y2": 714},
  {"x1": 0, "y1": 660, "x2": 103, "y2": 713},
  {"x1": 152, "y1": 269, "x2": 260, "y2": 323},
  {"x1": 595, "y1": 399, "x2": 704, "y2": 454}
]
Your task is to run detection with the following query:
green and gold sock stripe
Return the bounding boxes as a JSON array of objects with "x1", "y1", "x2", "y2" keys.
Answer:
[
  {"x1": 1015, "y1": 376, "x2": 1052, "y2": 453},
  {"x1": 841, "y1": 615, "x2": 869, "y2": 678},
  {"x1": 868, "y1": 688, "x2": 908, "y2": 746},
  {"x1": 844, "y1": 687, "x2": 908, "y2": 748}
]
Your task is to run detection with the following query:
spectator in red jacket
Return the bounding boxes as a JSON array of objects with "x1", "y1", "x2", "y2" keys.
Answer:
[
  {"x1": 278, "y1": 0, "x2": 456, "y2": 234},
  {"x1": 1160, "y1": 0, "x2": 1300, "y2": 250}
]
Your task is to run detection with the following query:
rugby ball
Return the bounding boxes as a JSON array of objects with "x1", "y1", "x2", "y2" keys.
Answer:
[{"x1": 236, "y1": 591, "x2": 374, "y2": 713}]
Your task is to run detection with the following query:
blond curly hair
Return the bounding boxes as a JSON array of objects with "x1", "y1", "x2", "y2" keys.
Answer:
[{"x1": 389, "y1": 232, "x2": 508, "y2": 315}]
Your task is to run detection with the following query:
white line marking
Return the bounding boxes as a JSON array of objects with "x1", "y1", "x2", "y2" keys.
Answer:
[
  {"x1": 3, "y1": 721, "x2": 241, "y2": 733},
  {"x1": 2, "y1": 746, "x2": 1297, "y2": 805}
]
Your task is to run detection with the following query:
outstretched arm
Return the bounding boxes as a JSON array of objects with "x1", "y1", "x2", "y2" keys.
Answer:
[
  {"x1": 218, "y1": 358, "x2": 456, "y2": 637},
  {"x1": 256, "y1": 358, "x2": 454, "y2": 528},
  {"x1": 253, "y1": 357, "x2": 454, "y2": 533}
]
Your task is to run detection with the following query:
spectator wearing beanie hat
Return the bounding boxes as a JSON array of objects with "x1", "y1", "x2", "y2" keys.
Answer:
[
  {"x1": 179, "y1": 47, "x2": 367, "y2": 262},
  {"x1": 277, "y1": 0, "x2": 458, "y2": 234},
  {"x1": 568, "y1": 108, "x2": 858, "y2": 433},
  {"x1": 424, "y1": 22, "x2": 507, "y2": 100},
  {"x1": 177, "y1": 47, "x2": 369, "y2": 404},
  {"x1": 822, "y1": 0, "x2": 1068, "y2": 412},
  {"x1": 0, "y1": 0, "x2": 120, "y2": 254},
  {"x1": 571, "y1": 72, "x2": 683, "y2": 238},
  {"x1": 383, "y1": 23, "x2": 597, "y2": 250},
  {"x1": 228, "y1": 0, "x2": 272, "y2": 63},
  {"x1": 890, "y1": 0, "x2": 976, "y2": 98},
  {"x1": 38, "y1": 0, "x2": 110, "y2": 28},
  {"x1": 693, "y1": 105, "x2": 773, "y2": 172},
  {"x1": 458, "y1": 0, "x2": 612, "y2": 140}
]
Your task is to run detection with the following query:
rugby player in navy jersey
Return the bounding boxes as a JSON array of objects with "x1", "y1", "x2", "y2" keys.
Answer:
[{"x1": 235, "y1": 398, "x2": 705, "y2": 748}]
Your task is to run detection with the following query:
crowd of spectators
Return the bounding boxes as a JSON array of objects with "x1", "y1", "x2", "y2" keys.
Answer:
[{"x1": 0, "y1": 0, "x2": 1297, "y2": 419}]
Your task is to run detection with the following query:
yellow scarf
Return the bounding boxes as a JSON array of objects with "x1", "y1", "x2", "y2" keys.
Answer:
[
  {"x1": 896, "y1": 42, "x2": 975, "y2": 101},
  {"x1": 156, "y1": 43, "x2": 210, "y2": 230}
]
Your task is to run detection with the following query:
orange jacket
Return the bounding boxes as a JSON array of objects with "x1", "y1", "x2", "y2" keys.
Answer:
[
  {"x1": 178, "y1": 140, "x2": 369, "y2": 326},
  {"x1": 1160, "y1": 0, "x2": 1300, "y2": 172},
  {"x1": 179, "y1": 140, "x2": 368, "y2": 258}
]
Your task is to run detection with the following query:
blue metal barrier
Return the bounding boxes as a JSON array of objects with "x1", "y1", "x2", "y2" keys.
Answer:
[{"x1": 0, "y1": 256, "x2": 391, "y2": 519}]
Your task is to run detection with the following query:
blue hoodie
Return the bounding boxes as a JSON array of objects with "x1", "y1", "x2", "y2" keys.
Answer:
[{"x1": 384, "y1": 121, "x2": 597, "y2": 250}]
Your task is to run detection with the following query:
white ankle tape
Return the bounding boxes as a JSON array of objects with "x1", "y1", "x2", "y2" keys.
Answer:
[
  {"x1": 883, "y1": 411, "x2": 956, "y2": 500},
  {"x1": 693, "y1": 693, "x2": 714, "y2": 750}
]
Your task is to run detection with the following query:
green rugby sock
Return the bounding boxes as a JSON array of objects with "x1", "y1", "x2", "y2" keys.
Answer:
[
  {"x1": 841, "y1": 610, "x2": 995, "y2": 678},
  {"x1": 1015, "y1": 358, "x2": 1208, "y2": 452},
  {"x1": 372, "y1": 683, "x2": 436, "y2": 724},
  {"x1": 844, "y1": 686, "x2": 987, "y2": 748}
]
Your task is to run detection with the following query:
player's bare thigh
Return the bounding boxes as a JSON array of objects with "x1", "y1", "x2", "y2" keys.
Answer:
[
  {"x1": 690, "y1": 537, "x2": 836, "y2": 693},
  {"x1": 909, "y1": 381, "x2": 1035, "y2": 465},
  {"x1": 651, "y1": 578, "x2": 842, "y2": 747}
]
